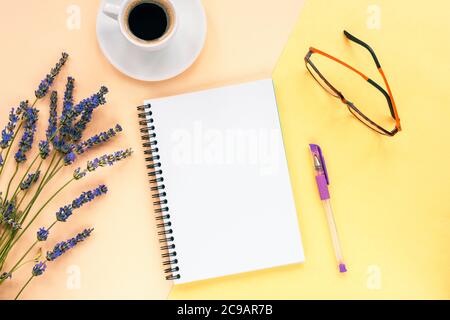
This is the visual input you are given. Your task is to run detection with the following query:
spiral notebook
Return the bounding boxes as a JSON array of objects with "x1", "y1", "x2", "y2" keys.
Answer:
[{"x1": 137, "y1": 79, "x2": 304, "y2": 284}]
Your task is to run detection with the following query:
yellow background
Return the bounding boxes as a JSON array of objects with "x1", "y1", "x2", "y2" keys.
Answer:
[
  {"x1": 171, "y1": 0, "x2": 450, "y2": 299},
  {"x1": 0, "y1": 0, "x2": 448, "y2": 299}
]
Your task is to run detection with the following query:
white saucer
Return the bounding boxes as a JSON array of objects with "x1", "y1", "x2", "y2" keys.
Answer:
[{"x1": 96, "y1": 0, "x2": 207, "y2": 81}]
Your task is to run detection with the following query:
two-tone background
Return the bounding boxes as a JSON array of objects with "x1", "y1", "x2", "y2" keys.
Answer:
[{"x1": 0, "y1": 0, "x2": 448, "y2": 299}]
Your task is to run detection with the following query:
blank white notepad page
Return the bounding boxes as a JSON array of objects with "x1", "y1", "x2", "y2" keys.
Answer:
[{"x1": 146, "y1": 79, "x2": 304, "y2": 284}]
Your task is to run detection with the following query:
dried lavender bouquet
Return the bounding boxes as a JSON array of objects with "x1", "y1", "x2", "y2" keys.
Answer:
[{"x1": 0, "y1": 53, "x2": 132, "y2": 299}]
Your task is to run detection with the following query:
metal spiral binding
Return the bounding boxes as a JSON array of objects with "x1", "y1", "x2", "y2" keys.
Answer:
[{"x1": 137, "y1": 104, "x2": 180, "y2": 281}]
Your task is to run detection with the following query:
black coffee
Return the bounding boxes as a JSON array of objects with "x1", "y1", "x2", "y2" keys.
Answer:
[{"x1": 128, "y1": 3, "x2": 168, "y2": 41}]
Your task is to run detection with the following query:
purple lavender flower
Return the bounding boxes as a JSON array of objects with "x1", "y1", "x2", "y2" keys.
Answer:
[
  {"x1": 3, "y1": 218, "x2": 21, "y2": 231},
  {"x1": 46, "y1": 228, "x2": 94, "y2": 261},
  {"x1": 37, "y1": 227, "x2": 49, "y2": 241},
  {"x1": 32, "y1": 262, "x2": 46, "y2": 277},
  {"x1": 72, "y1": 149, "x2": 132, "y2": 179},
  {"x1": 44, "y1": 91, "x2": 71, "y2": 159},
  {"x1": 35, "y1": 52, "x2": 69, "y2": 99},
  {"x1": 63, "y1": 152, "x2": 76, "y2": 166},
  {"x1": 74, "y1": 124, "x2": 122, "y2": 155},
  {"x1": 56, "y1": 185, "x2": 107, "y2": 222},
  {"x1": 46, "y1": 91, "x2": 58, "y2": 141},
  {"x1": 2, "y1": 200, "x2": 21, "y2": 230},
  {"x1": 70, "y1": 86, "x2": 109, "y2": 142},
  {"x1": 2, "y1": 199, "x2": 16, "y2": 221},
  {"x1": 14, "y1": 150, "x2": 25, "y2": 163},
  {"x1": 86, "y1": 158, "x2": 100, "y2": 172},
  {"x1": 0, "y1": 129, "x2": 14, "y2": 149},
  {"x1": 71, "y1": 185, "x2": 108, "y2": 209},
  {"x1": 16, "y1": 101, "x2": 26, "y2": 116},
  {"x1": 14, "y1": 104, "x2": 39, "y2": 163},
  {"x1": 0, "y1": 154, "x2": 3, "y2": 167},
  {"x1": 38, "y1": 140, "x2": 50, "y2": 159},
  {"x1": 52, "y1": 136, "x2": 72, "y2": 154},
  {"x1": 60, "y1": 77, "x2": 75, "y2": 140},
  {"x1": 73, "y1": 168, "x2": 87, "y2": 180},
  {"x1": 88, "y1": 148, "x2": 133, "y2": 172},
  {"x1": 55, "y1": 206, "x2": 73, "y2": 222},
  {"x1": 0, "y1": 106, "x2": 21, "y2": 149},
  {"x1": 20, "y1": 170, "x2": 40, "y2": 191},
  {"x1": 72, "y1": 86, "x2": 108, "y2": 116}
]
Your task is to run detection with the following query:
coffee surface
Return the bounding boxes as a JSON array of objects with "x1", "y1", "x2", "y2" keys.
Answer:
[{"x1": 128, "y1": 3, "x2": 168, "y2": 41}]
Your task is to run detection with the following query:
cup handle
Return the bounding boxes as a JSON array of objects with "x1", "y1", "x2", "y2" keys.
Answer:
[{"x1": 103, "y1": 1, "x2": 120, "y2": 20}]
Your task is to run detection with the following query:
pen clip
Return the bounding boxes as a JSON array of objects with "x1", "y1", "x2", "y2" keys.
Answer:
[{"x1": 309, "y1": 144, "x2": 329, "y2": 185}]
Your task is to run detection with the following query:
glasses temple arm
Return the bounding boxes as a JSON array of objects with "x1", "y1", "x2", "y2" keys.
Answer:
[
  {"x1": 367, "y1": 79, "x2": 396, "y2": 119},
  {"x1": 344, "y1": 30, "x2": 401, "y2": 129},
  {"x1": 343, "y1": 30, "x2": 381, "y2": 68}
]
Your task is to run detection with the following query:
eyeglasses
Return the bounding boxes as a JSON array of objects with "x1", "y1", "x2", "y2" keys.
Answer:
[{"x1": 305, "y1": 30, "x2": 401, "y2": 136}]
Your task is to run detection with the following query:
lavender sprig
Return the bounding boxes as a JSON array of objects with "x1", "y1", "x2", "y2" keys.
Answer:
[
  {"x1": 74, "y1": 124, "x2": 123, "y2": 155},
  {"x1": 38, "y1": 140, "x2": 50, "y2": 160},
  {"x1": 1, "y1": 200, "x2": 21, "y2": 230},
  {"x1": 31, "y1": 262, "x2": 46, "y2": 276},
  {"x1": 14, "y1": 104, "x2": 39, "y2": 163},
  {"x1": 46, "y1": 228, "x2": 93, "y2": 261},
  {"x1": 13, "y1": 261, "x2": 46, "y2": 299},
  {"x1": 37, "y1": 228, "x2": 49, "y2": 242},
  {"x1": 39, "y1": 90, "x2": 58, "y2": 158},
  {"x1": 35, "y1": 52, "x2": 69, "y2": 99},
  {"x1": 52, "y1": 136, "x2": 72, "y2": 154},
  {"x1": 73, "y1": 148, "x2": 133, "y2": 180},
  {"x1": 55, "y1": 185, "x2": 108, "y2": 223},
  {"x1": 0, "y1": 107, "x2": 20, "y2": 150},
  {"x1": 70, "y1": 86, "x2": 109, "y2": 142},
  {"x1": 60, "y1": 77, "x2": 75, "y2": 140},
  {"x1": 19, "y1": 170, "x2": 40, "y2": 191},
  {"x1": 63, "y1": 152, "x2": 76, "y2": 166},
  {"x1": 72, "y1": 185, "x2": 108, "y2": 209},
  {"x1": 46, "y1": 91, "x2": 58, "y2": 141},
  {"x1": 73, "y1": 168, "x2": 87, "y2": 180},
  {"x1": 1, "y1": 199, "x2": 16, "y2": 221},
  {"x1": 87, "y1": 148, "x2": 133, "y2": 171},
  {"x1": 72, "y1": 86, "x2": 108, "y2": 117}
]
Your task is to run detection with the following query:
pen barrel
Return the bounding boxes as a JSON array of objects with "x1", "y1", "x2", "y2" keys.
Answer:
[
  {"x1": 316, "y1": 175, "x2": 330, "y2": 200},
  {"x1": 323, "y1": 199, "x2": 345, "y2": 267}
]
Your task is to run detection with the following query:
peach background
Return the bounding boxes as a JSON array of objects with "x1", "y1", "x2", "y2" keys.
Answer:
[{"x1": 0, "y1": 0, "x2": 304, "y2": 299}]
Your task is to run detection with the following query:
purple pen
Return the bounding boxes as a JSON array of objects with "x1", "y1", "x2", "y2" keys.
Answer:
[{"x1": 309, "y1": 144, "x2": 347, "y2": 273}]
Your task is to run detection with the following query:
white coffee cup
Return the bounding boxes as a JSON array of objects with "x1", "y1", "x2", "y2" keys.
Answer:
[{"x1": 103, "y1": 0, "x2": 178, "y2": 52}]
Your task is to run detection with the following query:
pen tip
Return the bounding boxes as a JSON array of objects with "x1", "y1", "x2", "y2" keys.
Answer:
[
  {"x1": 313, "y1": 155, "x2": 322, "y2": 169},
  {"x1": 339, "y1": 264, "x2": 347, "y2": 273}
]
